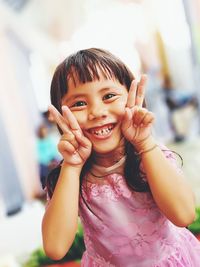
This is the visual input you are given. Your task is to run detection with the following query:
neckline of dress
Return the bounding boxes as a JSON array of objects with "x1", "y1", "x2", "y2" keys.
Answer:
[{"x1": 90, "y1": 156, "x2": 126, "y2": 178}]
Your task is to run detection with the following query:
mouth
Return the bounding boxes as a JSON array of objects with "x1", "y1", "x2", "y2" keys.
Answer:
[{"x1": 86, "y1": 123, "x2": 116, "y2": 139}]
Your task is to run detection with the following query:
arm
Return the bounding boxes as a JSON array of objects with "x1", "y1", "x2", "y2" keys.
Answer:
[
  {"x1": 122, "y1": 75, "x2": 195, "y2": 227},
  {"x1": 136, "y1": 136, "x2": 195, "y2": 227},
  {"x1": 42, "y1": 165, "x2": 81, "y2": 260},
  {"x1": 42, "y1": 105, "x2": 92, "y2": 260}
]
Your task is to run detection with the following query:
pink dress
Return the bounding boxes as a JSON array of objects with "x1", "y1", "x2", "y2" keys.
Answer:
[{"x1": 79, "y1": 151, "x2": 200, "y2": 267}]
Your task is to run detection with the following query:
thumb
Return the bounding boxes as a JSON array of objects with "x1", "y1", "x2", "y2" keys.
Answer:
[
  {"x1": 74, "y1": 131, "x2": 92, "y2": 149},
  {"x1": 122, "y1": 108, "x2": 132, "y2": 131}
]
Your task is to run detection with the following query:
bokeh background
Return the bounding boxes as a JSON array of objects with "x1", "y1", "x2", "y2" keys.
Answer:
[{"x1": 0, "y1": 0, "x2": 200, "y2": 266}]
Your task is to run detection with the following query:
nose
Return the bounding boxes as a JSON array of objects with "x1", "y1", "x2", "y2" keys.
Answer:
[{"x1": 88, "y1": 103, "x2": 108, "y2": 120}]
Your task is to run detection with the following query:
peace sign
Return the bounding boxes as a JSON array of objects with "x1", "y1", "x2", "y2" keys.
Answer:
[
  {"x1": 48, "y1": 104, "x2": 92, "y2": 167},
  {"x1": 121, "y1": 75, "x2": 155, "y2": 148},
  {"x1": 126, "y1": 74, "x2": 146, "y2": 108}
]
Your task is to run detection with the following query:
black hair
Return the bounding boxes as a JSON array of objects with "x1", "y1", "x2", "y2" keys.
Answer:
[{"x1": 46, "y1": 48, "x2": 150, "y2": 201}]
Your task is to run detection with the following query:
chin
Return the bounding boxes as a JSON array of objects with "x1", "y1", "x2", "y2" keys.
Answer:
[{"x1": 92, "y1": 138, "x2": 123, "y2": 155}]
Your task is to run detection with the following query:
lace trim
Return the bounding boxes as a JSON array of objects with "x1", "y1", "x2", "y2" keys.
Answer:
[{"x1": 90, "y1": 156, "x2": 126, "y2": 178}]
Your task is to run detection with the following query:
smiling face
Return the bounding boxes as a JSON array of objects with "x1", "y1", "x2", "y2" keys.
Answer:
[{"x1": 62, "y1": 73, "x2": 128, "y2": 155}]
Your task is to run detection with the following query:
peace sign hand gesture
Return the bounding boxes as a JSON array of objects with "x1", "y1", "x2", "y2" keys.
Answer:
[
  {"x1": 48, "y1": 105, "x2": 92, "y2": 168},
  {"x1": 121, "y1": 75, "x2": 155, "y2": 150}
]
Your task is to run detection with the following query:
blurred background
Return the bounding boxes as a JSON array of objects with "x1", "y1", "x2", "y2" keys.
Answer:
[{"x1": 0, "y1": 0, "x2": 200, "y2": 266}]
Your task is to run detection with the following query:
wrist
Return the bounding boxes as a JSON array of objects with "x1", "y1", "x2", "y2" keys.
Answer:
[
  {"x1": 61, "y1": 161, "x2": 83, "y2": 175},
  {"x1": 134, "y1": 135, "x2": 156, "y2": 153}
]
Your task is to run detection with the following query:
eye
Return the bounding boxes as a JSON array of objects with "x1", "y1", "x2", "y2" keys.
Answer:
[
  {"x1": 103, "y1": 93, "x2": 116, "y2": 100},
  {"x1": 72, "y1": 101, "x2": 87, "y2": 107}
]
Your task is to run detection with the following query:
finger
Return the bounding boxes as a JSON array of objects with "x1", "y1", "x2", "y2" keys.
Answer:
[
  {"x1": 135, "y1": 74, "x2": 147, "y2": 107},
  {"x1": 141, "y1": 112, "x2": 155, "y2": 126},
  {"x1": 75, "y1": 133, "x2": 92, "y2": 159},
  {"x1": 75, "y1": 133, "x2": 92, "y2": 149},
  {"x1": 133, "y1": 107, "x2": 148, "y2": 126},
  {"x1": 48, "y1": 104, "x2": 70, "y2": 133},
  {"x1": 126, "y1": 80, "x2": 137, "y2": 108},
  {"x1": 62, "y1": 105, "x2": 82, "y2": 135},
  {"x1": 121, "y1": 108, "x2": 133, "y2": 131},
  {"x1": 58, "y1": 140, "x2": 76, "y2": 154},
  {"x1": 61, "y1": 132, "x2": 79, "y2": 149}
]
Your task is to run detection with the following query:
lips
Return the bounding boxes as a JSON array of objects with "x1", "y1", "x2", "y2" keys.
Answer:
[{"x1": 87, "y1": 123, "x2": 116, "y2": 139}]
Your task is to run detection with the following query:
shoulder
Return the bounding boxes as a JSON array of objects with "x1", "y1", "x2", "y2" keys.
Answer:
[{"x1": 159, "y1": 144, "x2": 181, "y2": 161}]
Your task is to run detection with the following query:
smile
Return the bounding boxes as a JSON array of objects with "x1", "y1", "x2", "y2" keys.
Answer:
[{"x1": 87, "y1": 123, "x2": 115, "y2": 139}]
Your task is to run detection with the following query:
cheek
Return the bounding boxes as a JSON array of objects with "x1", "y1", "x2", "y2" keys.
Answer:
[
  {"x1": 114, "y1": 96, "x2": 128, "y2": 117},
  {"x1": 72, "y1": 112, "x2": 87, "y2": 129}
]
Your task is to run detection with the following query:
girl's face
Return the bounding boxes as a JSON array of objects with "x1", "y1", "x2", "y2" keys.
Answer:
[{"x1": 61, "y1": 72, "x2": 128, "y2": 154}]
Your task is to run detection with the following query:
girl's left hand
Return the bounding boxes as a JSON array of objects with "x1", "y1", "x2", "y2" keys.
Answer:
[{"x1": 121, "y1": 75, "x2": 155, "y2": 148}]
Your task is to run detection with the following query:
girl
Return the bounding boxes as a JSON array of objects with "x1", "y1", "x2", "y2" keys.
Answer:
[{"x1": 42, "y1": 48, "x2": 200, "y2": 266}]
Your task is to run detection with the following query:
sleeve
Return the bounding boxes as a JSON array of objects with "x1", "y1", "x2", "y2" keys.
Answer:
[{"x1": 159, "y1": 144, "x2": 183, "y2": 173}]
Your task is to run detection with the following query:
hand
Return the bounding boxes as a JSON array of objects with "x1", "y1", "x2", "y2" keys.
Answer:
[
  {"x1": 48, "y1": 105, "x2": 92, "y2": 168},
  {"x1": 121, "y1": 75, "x2": 155, "y2": 150}
]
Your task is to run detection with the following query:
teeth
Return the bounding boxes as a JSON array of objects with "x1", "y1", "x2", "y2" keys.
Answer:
[{"x1": 91, "y1": 125, "x2": 114, "y2": 136}]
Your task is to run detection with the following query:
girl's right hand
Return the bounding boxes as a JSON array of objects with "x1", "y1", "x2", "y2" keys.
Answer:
[{"x1": 48, "y1": 104, "x2": 92, "y2": 168}]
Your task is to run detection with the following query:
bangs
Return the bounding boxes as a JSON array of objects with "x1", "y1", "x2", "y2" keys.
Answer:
[{"x1": 67, "y1": 60, "x2": 113, "y2": 87}]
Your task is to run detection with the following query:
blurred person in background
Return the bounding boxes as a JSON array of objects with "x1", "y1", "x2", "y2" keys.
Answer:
[
  {"x1": 42, "y1": 110, "x2": 61, "y2": 140},
  {"x1": 42, "y1": 48, "x2": 200, "y2": 266},
  {"x1": 144, "y1": 65, "x2": 173, "y2": 143},
  {"x1": 36, "y1": 122, "x2": 61, "y2": 190},
  {"x1": 163, "y1": 75, "x2": 198, "y2": 142}
]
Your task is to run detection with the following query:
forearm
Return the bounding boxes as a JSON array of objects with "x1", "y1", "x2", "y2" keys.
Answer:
[
  {"x1": 137, "y1": 138, "x2": 195, "y2": 226},
  {"x1": 42, "y1": 165, "x2": 81, "y2": 260}
]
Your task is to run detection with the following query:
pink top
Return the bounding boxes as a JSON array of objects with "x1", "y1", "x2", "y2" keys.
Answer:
[{"x1": 79, "y1": 149, "x2": 200, "y2": 266}]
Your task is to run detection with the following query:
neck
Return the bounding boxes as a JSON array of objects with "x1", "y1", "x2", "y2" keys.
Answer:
[{"x1": 91, "y1": 139, "x2": 126, "y2": 167}]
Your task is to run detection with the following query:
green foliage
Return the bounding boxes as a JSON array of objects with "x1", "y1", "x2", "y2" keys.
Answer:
[
  {"x1": 188, "y1": 207, "x2": 200, "y2": 234},
  {"x1": 23, "y1": 223, "x2": 85, "y2": 267}
]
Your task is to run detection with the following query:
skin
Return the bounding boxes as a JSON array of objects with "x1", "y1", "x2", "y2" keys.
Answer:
[
  {"x1": 42, "y1": 73, "x2": 196, "y2": 260},
  {"x1": 48, "y1": 74, "x2": 154, "y2": 166}
]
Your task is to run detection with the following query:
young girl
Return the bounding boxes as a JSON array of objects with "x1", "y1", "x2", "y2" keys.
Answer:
[{"x1": 42, "y1": 48, "x2": 200, "y2": 266}]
